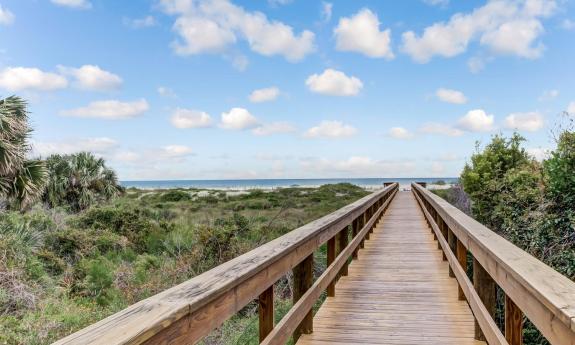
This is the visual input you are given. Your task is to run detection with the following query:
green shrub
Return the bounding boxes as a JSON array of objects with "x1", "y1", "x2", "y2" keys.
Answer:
[
  {"x1": 79, "y1": 257, "x2": 115, "y2": 305},
  {"x1": 160, "y1": 190, "x2": 192, "y2": 202}
]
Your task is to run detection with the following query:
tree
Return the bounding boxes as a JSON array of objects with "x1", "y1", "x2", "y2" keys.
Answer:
[
  {"x1": 0, "y1": 96, "x2": 47, "y2": 210},
  {"x1": 44, "y1": 152, "x2": 122, "y2": 212}
]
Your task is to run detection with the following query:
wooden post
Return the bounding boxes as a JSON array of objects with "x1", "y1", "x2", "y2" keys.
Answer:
[
  {"x1": 456, "y1": 239, "x2": 467, "y2": 301},
  {"x1": 447, "y1": 227, "x2": 456, "y2": 278},
  {"x1": 352, "y1": 218, "x2": 360, "y2": 259},
  {"x1": 293, "y1": 254, "x2": 314, "y2": 341},
  {"x1": 473, "y1": 258, "x2": 496, "y2": 341},
  {"x1": 505, "y1": 295, "x2": 523, "y2": 345},
  {"x1": 339, "y1": 226, "x2": 349, "y2": 276},
  {"x1": 359, "y1": 212, "x2": 365, "y2": 249},
  {"x1": 327, "y1": 236, "x2": 336, "y2": 297},
  {"x1": 365, "y1": 209, "x2": 371, "y2": 240},
  {"x1": 258, "y1": 285, "x2": 274, "y2": 342},
  {"x1": 439, "y1": 219, "x2": 447, "y2": 261}
]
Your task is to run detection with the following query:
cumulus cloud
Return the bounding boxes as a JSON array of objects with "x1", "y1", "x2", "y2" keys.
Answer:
[
  {"x1": 0, "y1": 4, "x2": 15, "y2": 26},
  {"x1": 160, "y1": 0, "x2": 315, "y2": 62},
  {"x1": 504, "y1": 111, "x2": 544, "y2": 131},
  {"x1": 538, "y1": 89, "x2": 559, "y2": 101},
  {"x1": 568, "y1": 102, "x2": 575, "y2": 114},
  {"x1": 123, "y1": 16, "x2": 157, "y2": 29},
  {"x1": 51, "y1": 0, "x2": 92, "y2": 9},
  {"x1": 334, "y1": 8, "x2": 394, "y2": 59},
  {"x1": 60, "y1": 99, "x2": 149, "y2": 119},
  {"x1": 220, "y1": 107, "x2": 259, "y2": 130},
  {"x1": 157, "y1": 86, "x2": 177, "y2": 97},
  {"x1": 249, "y1": 87, "x2": 280, "y2": 103},
  {"x1": 161, "y1": 145, "x2": 194, "y2": 158},
  {"x1": 419, "y1": 123, "x2": 464, "y2": 137},
  {"x1": 252, "y1": 122, "x2": 296, "y2": 136},
  {"x1": 304, "y1": 120, "x2": 357, "y2": 139},
  {"x1": 457, "y1": 109, "x2": 495, "y2": 132},
  {"x1": 388, "y1": 127, "x2": 414, "y2": 140},
  {"x1": 170, "y1": 108, "x2": 213, "y2": 128},
  {"x1": 58, "y1": 65, "x2": 122, "y2": 91},
  {"x1": 0, "y1": 67, "x2": 68, "y2": 92},
  {"x1": 527, "y1": 147, "x2": 550, "y2": 161},
  {"x1": 32, "y1": 137, "x2": 118, "y2": 156},
  {"x1": 436, "y1": 88, "x2": 467, "y2": 104},
  {"x1": 401, "y1": 0, "x2": 557, "y2": 63},
  {"x1": 305, "y1": 69, "x2": 363, "y2": 96}
]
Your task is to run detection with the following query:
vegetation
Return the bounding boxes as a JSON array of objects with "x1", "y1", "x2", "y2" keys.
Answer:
[{"x1": 0, "y1": 96, "x2": 47, "y2": 210}]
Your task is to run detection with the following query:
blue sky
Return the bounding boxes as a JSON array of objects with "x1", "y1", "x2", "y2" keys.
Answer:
[{"x1": 0, "y1": 0, "x2": 573, "y2": 180}]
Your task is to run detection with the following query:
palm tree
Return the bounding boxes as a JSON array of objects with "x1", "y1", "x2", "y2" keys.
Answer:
[
  {"x1": 44, "y1": 152, "x2": 122, "y2": 211},
  {"x1": 0, "y1": 96, "x2": 47, "y2": 209}
]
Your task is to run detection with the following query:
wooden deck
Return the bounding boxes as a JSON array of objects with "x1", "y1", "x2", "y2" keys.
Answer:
[{"x1": 298, "y1": 191, "x2": 486, "y2": 345}]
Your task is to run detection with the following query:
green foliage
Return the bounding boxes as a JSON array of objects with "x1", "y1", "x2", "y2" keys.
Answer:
[
  {"x1": 0, "y1": 96, "x2": 48, "y2": 210},
  {"x1": 43, "y1": 152, "x2": 122, "y2": 212},
  {"x1": 159, "y1": 190, "x2": 191, "y2": 202}
]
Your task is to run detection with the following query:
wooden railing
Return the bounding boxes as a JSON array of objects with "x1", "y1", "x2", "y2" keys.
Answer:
[
  {"x1": 412, "y1": 183, "x2": 575, "y2": 345},
  {"x1": 53, "y1": 183, "x2": 398, "y2": 345}
]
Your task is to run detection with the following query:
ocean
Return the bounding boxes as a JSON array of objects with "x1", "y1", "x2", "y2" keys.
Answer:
[{"x1": 120, "y1": 177, "x2": 459, "y2": 190}]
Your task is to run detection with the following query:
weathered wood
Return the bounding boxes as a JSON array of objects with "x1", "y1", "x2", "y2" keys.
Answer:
[
  {"x1": 327, "y1": 236, "x2": 336, "y2": 297},
  {"x1": 413, "y1": 189, "x2": 506, "y2": 345},
  {"x1": 447, "y1": 227, "x2": 456, "y2": 278},
  {"x1": 505, "y1": 295, "x2": 523, "y2": 345},
  {"x1": 456, "y1": 238, "x2": 467, "y2": 301},
  {"x1": 351, "y1": 218, "x2": 360, "y2": 259},
  {"x1": 473, "y1": 258, "x2": 496, "y2": 341},
  {"x1": 338, "y1": 226, "x2": 349, "y2": 277},
  {"x1": 259, "y1": 285, "x2": 274, "y2": 342},
  {"x1": 413, "y1": 183, "x2": 575, "y2": 345},
  {"x1": 293, "y1": 254, "x2": 314, "y2": 341},
  {"x1": 53, "y1": 185, "x2": 398, "y2": 345}
]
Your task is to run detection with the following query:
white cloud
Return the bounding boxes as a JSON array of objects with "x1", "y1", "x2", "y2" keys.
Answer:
[
  {"x1": 220, "y1": 107, "x2": 259, "y2": 130},
  {"x1": 231, "y1": 55, "x2": 249, "y2": 71},
  {"x1": 420, "y1": 123, "x2": 464, "y2": 137},
  {"x1": 249, "y1": 87, "x2": 280, "y2": 103},
  {"x1": 162, "y1": 145, "x2": 193, "y2": 158},
  {"x1": 566, "y1": 102, "x2": 575, "y2": 114},
  {"x1": 123, "y1": 16, "x2": 157, "y2": 29},
  {"x1": 334, "y1": 8, "x2": 394, "y2": 59},
  {"x1": 388, "y1": 127, "x2": 414, "y2": 140},
  {"x1": 423, "y1": 0, "x2": 449, "y2": 7},
  {"x1": 58, "y1": 65, "x2": 122, "y2": 91},
  {"x1": 431, "y1": 162, "x2": 445, "y2": 174},
  {"x1": 0, "y1": 5, "x2": 15, "y2": 26},
  {"x1": 32, "y1": 137, "x2": 118, "y2": 156},
  {"x1": 0, "y1": 67, "x2": 68, "y2": 92},
  {"x1": 305, "y1": 69, "x2": 363, "y2": 96},
  {"x1": 401, "y1": 0, "x2": 557, "y2": 63},
  {"x1": 268, "y1": 0, "x2": 292, "y2": 6},
  {"x1": 527, "y1": 147, "x2": 550, "y2": 161},
  {"x1": 304, "y1": 120, "x2": 357, "y2": 139},
  {"x1": 504, "y1": 111, "x2": 544, "y2": 131},
  {"x1": 51, "y1": 0, "x2": 92, "y2": 9},
  {"x1": 436, "y1": 88, "x2": 467, "y2": 104},
  {"x1": 170, "y1": 108, "x2": 213, "y2": 128},
  {"x1": 157, "y1": 86, "x2": 177, "y2": 97},
  {"x1": 321, "y1": 2, "x2": 333, "y2": 22},
  {"x1": 468, "y1": 56, "x2": 486, "y2": 73},
  {"x1": 252, "y1": 122, "x2": 296, "y2": 136},
  {"x1": 538, "y1": 89, "x2": 559, "y2": 101},
  {"x1": 562, "y1": 19, "x2": 575, "y2": 30},
  {"x1": 457, "y1": 109, "x2": 495, "y2": 132},
  {"x1": 161, "y1": 0, "x2": 315, "y2": 62},
  {"x1": 300, "y1": 156, "x2": 416, "y2": 177},
  {"x1": 60, "y1": 99, "x2": 149, "y2": 119}
]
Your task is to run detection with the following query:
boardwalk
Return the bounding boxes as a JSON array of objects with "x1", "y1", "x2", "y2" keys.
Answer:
[{"x1": 298, "y1": 191, "x2": 485, "y2": 345}]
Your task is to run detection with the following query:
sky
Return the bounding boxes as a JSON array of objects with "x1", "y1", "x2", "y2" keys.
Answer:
[{"x1": 0, "y1": 0, "x2": 574, "y2": 180}]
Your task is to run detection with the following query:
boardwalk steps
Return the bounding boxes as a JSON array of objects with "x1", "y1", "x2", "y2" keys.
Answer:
[{"x1": 53, "y1": 183, "x2": 575, "y2": 345}]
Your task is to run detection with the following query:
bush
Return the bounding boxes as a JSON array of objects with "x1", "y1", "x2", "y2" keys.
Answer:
[{"x1": 160, "y1": 190, "x2": 192, "y2": 202}]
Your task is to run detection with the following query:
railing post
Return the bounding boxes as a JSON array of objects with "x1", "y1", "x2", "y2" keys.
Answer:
[
  {"x1": 258, "y1": 285, "x2": 274, "y2": 342},
  {"x1": 456, "y1": 239, "x2": 467, "y2": 300},
  {"x1": 447, "y1": 226, "x2": 456, "y2": 278},
  {"x1": 473, "y1": 258, "x2": 496, "y2": 341},
  {"x1": 352, "y1": 217, "x2": 360, "y2": 259},
  {"x1": 359, "y1": 211, "x2": 365, "y2": 249},
  {"x1": 439, "y1": 218, "x2": 447, "y2": 261},
  {"x1": 327, "y1": 236, "x2": 336, "y2": 297},
  {"x1": 505, "y1": 295, "x2": 523, "y2": 345},
  {"x1": 365, "y1": 208, "x2": 371, "y2": 240},
  {"x1": 339, "y1": 226, "x2": 349, "y2": 276},
  {"x1": 293, "y1": 254, "x2": 313, "y2": 341}
]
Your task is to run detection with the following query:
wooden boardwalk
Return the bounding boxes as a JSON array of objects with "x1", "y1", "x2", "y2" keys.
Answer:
[{"x1": 298, "y1": 191, "x2": 485, "y2": 345}]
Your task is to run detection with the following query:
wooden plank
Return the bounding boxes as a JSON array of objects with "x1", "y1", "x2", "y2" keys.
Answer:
[
  {"x1": 473, "y1": 258, "x2": 496, "y2": 341},
  {"x1": 352, "y1": 218, "x2": 359, "y2": 259},
  {"x1": 413, "y1": 183, "x2": 575, "y2": 345},
  {"x1": 293, "y1": 254, "x2": 314, "y2": 341},
  {"x1": 505, "y1": 295, "x2": 523, "y2": 345},
  {"x1": 327, "y1": 236, "x2": 336, "y2": 297},
  {"x1": 457, "y1": 238, "x2": 467, "y2": 301},
  {"x1": 259, "y1": 285, "x2": 274, "y2": 342},
  {"x1": 338, "y1": 226, "x2": 349, "y2": 277}
]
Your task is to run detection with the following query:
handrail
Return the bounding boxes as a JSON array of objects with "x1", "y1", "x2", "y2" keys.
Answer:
[
  {"x1": 412, "y1": 183, "x2": 575, "y2": 345},
  {"x1": 53, "y1": 183, "x2": 399, "y2": 345}
]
